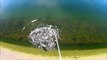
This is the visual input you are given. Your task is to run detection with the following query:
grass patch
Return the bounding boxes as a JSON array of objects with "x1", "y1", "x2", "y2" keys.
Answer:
[{"x1": 0, "y1": 37, "x2": 107, "y2": 57}]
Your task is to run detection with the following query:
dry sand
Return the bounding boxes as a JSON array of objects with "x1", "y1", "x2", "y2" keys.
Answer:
[{"x1": 0, "y1": 47, "x2": 106, "y2": 60}]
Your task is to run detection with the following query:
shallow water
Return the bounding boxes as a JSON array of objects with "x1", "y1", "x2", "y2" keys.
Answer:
[{"x1": 0, "y1": 0, "x2": 107, "y2": 44}]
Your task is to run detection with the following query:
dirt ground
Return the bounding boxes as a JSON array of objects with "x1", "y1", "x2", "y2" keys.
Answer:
[{"x1": 0, "y1": 47, "x2": 106, "y2": 60}]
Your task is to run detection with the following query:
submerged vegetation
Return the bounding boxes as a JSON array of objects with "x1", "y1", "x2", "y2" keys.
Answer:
[
  {"x1": 0, "y1": 0, "x2": 107, "y2": 44},
  {"x1": 0, "y1": 17, "x2": 107, "y2": 44}
]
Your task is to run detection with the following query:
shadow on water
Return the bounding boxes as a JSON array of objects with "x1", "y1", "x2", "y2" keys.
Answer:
[
  {"x1": 60, "y1": 44, "x2": 107, "y2": 50},
  {"x1": 0, "y1": 37, "x2": 106, "y2": 50},
  {"x1": 0, "y1": 37, "x2": 34, "y2": 48}
]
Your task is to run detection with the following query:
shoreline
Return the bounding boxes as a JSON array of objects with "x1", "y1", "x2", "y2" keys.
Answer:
[{"x1": 1, "y1": 47, "x2": 106, "y2": 60}]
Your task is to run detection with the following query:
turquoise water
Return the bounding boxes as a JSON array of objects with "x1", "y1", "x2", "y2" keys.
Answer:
[
  {"x1": 1, "y1": 0, "x2": 106, "y2": 20},
  {"x1": 0, "y1": 0, "x2": 107, "y2": 44}
]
